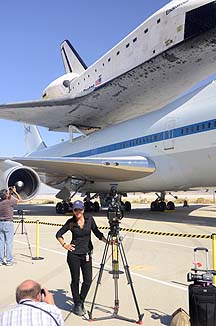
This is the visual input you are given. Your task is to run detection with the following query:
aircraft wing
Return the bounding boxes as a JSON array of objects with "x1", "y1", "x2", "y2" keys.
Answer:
[{"x1": 11, "y1": 156, "x2": 156, "y2": 182}]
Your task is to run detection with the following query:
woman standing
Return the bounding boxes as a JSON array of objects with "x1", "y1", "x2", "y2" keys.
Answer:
[{"x1": 56, "y1": 200, "x2": 106, "y2": 316}]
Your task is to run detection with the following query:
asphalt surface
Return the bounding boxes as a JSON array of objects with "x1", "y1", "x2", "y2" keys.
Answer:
[{"x1": 0, "y1": 203, "x2": 215, "y2": 325}]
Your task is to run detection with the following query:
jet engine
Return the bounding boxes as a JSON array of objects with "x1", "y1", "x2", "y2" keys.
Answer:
[{"x1": 0, "y1": 160, "x2": 40, "y2": 201}]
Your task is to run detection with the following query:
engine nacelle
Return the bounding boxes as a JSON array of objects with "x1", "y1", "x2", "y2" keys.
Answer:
[{"x1": 0, "y1": 160, "x2": 40, "y2": 201}]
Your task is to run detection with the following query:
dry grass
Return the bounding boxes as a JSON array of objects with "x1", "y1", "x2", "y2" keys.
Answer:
[{"x1": 25, "y1": 192, "x2": 216, "y2": 206}]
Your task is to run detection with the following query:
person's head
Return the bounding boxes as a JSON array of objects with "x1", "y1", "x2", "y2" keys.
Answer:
[
  {"x1": 16, "y1": 280, "x2": 41, "y2": 303},
  {"x1": 73, "y1": 200, "x2": 84, "y2": 219},
  {"x1": 0, "y1": 188, "x2": 10, "y2": 201}
]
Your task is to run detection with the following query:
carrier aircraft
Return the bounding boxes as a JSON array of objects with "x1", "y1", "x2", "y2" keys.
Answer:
[{"x1": 0, "y1": 0, "x2": 216, "y2": 212}]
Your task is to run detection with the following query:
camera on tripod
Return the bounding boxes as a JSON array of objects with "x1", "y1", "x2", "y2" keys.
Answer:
[
  {"x1": 17, "y1": 209, "x2": 24, "y2": 219},
  {"x1": 107, "y1": 187, "x2": 124, "y2": 225}
]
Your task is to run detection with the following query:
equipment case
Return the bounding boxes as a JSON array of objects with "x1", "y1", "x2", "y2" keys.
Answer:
[{"x1": 188, "y1": 247, "x2": 216, "y2": 326}]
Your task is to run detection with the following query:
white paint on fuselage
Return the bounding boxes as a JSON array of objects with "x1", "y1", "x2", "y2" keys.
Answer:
[
  {"x1": 30, "y1": 81, "x2": 216, "y2": 192},
  {"x1": 43, "y1": 0, "x2": 209, "y2": 100}
]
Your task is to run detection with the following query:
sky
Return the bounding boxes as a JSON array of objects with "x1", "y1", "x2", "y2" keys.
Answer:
[{"x1": 0, "y1": 0, "x2": 215, "y2": 156}]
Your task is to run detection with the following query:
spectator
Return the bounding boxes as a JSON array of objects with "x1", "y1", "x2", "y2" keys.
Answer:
[
  {"x1": 0, "y1": 279, "x2": 64, "y2": 326},
  {"x1": 0, "y1": 186, "x2": 22, "y2": 266}
]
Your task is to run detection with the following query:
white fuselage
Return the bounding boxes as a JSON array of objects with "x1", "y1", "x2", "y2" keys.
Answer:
[
  {"x1": 44, "y1": 0, "x2": 209, "y2": 100},
  {"x1": 37, "y1": 0, "x2": 216, "y2": 134},
  {"x1": 30, "y1": 81, "x2": 216, "y2": 193}
]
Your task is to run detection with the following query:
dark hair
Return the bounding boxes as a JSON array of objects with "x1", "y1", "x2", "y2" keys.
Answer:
[
  {"x1": 16, "y1": 281, "x2": 41, "y2": 303},
  {"x1": 0, "y1": 189, "x2": 8, "y2": 201}
]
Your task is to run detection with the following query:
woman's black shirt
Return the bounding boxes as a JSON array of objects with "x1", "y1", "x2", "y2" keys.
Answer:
[{"x1": 56, "y1": 214, "x2": 104, "y2": 255}]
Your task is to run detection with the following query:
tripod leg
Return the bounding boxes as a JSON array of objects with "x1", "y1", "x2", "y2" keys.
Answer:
[
  {"x1": 88, "y1": 232, "x2": 111, "y2": 320},
  {"x1": 119, "y1": 240, "x2": 144, "y2": 323},
  {"x1": 112, "y1": 235, "x2": 120, "y2": 315},
  {"x1": 21, "y1": 218, "x2": 24, "y2": 235},
  {"x1": 14, "y1": 222, "x2": 20, "y2": 235}
]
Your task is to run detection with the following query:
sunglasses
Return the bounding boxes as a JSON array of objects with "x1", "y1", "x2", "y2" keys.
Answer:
[{"x1": 73, "y1": 208, "x2": 83, "y2": 212}]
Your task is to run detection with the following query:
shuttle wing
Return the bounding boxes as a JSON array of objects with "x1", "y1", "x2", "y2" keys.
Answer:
[
  {"x1": 1, "y1": 30, "x2": 216, "y2": 134},
  {"x1": 1, "y1": 1, "x2": 216, "y2": 132},
  {"x1": 11, "y1": 156, "x2": 156, "y2": 182},
  {"x1": 0, "y1": 69, "x2": 208, "y2": 134}
]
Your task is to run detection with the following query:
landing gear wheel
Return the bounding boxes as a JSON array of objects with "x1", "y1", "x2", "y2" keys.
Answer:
[
  {"x1": 150, "y1": 201, "x2": 158, "y2": 211},
  {"x1": 61, "y1": 202, "x2": 69, "y2": 214},
  {"x1": 124, "y1": 201, "x2": 131, "y2": 211},
  {"x1": 158, "y1": 201, "x2": 166, "y2": 212},
  {"x1": 93, "y1": 201, "x2": 100, "y2": 212},
  {"x1": 56, "y1": 202, "x2": 70, "y2": 214},
  {"x1": 150, "y1": 201, "x2": 166, "y2": 211},
  {"x1": 166, "y1": 201, "x2": 175, "y2": 210},
  {"x1": 84, "y1": 201, "x2": 93, "y2": 212},
  {"x1": 56, "y1": 202, "x2": 63, "y2": 214}
]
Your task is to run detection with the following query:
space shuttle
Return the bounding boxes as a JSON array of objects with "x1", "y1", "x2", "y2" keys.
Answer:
[{"x1": 0, "y1": 0, "x2": 215, "y2": 212}]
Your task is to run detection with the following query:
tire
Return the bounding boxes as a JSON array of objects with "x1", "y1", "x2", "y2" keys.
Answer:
[
  {"x1": 158, "y1": 201, "x2": 167, "y2": 212},
  {"x1": 56, "y1": 202, "x2": 63, "y2": 214},
  {"x1": 166, "y1": 201, "x2": 175, "y2": 210},
  {"x1": 150, "y1": 201, "x2": 158, "y2": 211},
  {"x1": 61, "y1": 202, "x2": 69, "y2": 214},
  {"x1": 93, "y1": 201, "x2": 100, "y2": 212},
  {"x1": 124, "y1": 201, "x2": 131, "y2": 211}
]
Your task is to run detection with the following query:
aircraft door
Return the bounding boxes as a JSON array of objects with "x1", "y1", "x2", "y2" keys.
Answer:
[{"x1": 163, "y1": 119, "x2": 175, "y2": 150}]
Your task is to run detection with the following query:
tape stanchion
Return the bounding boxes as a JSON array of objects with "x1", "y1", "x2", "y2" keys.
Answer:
[
  {"x1": 32, "y1": 220, "x2": 44, "y2": 261},
  {"x1": 212, "y1": 234, "x2": 216, "y2": 284}
]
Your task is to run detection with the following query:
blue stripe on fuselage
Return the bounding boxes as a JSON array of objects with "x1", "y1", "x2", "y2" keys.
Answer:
[{"x1": 66, "y1": 118, "x2": 216, "y2": 157}]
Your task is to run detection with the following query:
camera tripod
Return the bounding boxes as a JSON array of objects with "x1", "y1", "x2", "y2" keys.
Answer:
[
  {"x1": 88, "y1": 220, "x2": 144, "y2": 324},
  {"x1": 14, "y1": 210, "x2": 33, "y2": 261}
]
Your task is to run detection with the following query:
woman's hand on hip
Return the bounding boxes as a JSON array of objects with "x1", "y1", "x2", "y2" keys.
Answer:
[{"x1": 64, "y1": 243, "x2": 75, "y2": 251}]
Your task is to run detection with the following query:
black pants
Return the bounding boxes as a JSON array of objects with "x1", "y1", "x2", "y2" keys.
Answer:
[{"x1": 67, "y1": 252, "x2": 92, "y2": 305}]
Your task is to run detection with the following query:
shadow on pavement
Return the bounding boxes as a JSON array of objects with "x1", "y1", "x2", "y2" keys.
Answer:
[
  {"x1": 145, "y1": 308, "x2": 172, "y2": 325},
  {"x1": 50, "y1": 289, "x2": 73, "y2": 312}
]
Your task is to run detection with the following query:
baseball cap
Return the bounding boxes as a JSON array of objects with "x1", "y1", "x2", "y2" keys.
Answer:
[{"x1": 73, "y1": 200, "x2": 84, "y2": 210}]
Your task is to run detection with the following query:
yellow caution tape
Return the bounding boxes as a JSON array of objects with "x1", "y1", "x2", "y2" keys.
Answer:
[{"x1": 13, "y1": 220, "x2": 211, "y2": 239}]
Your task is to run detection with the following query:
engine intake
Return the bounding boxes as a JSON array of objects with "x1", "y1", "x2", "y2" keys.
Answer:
[
  {"x1": 0, "y1": 160, "x2": 40, "y2": 201},
  {"x1": 7, "y1": 167, "x2": 40, "y2": 201}
]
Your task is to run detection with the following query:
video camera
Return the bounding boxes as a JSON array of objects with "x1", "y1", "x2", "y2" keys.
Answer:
[
  {"x1": 107, "y1": 187, "x2": 124, "y2": 226},
  {"x1": 187, "y1": 247, "x2": 216, "y2": 285},
  {"x1": 187, "y1": 271, "x2": 213, "y2": 284}
]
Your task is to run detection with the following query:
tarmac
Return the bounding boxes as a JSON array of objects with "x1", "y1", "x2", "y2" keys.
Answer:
[{"x1": 0, "y1": 202, "x2": 216, "y2": 325}]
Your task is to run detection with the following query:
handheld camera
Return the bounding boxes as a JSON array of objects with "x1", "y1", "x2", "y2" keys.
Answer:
[{"x1": 187, "y1": 247, "x2": 216, "y2": 285}]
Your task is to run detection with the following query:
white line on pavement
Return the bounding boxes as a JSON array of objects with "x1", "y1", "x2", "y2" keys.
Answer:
[{"x1": 14, "y1": 239, "x2": 187, "y2": 292}]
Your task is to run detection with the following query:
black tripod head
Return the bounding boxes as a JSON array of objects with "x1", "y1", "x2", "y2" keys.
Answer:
[
  {"x1": 107, "y1": 186, "x2": 123, "y2": 234},
  {"x1": 17, "y1": 209, "x2": 24, "y2": 219}
]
